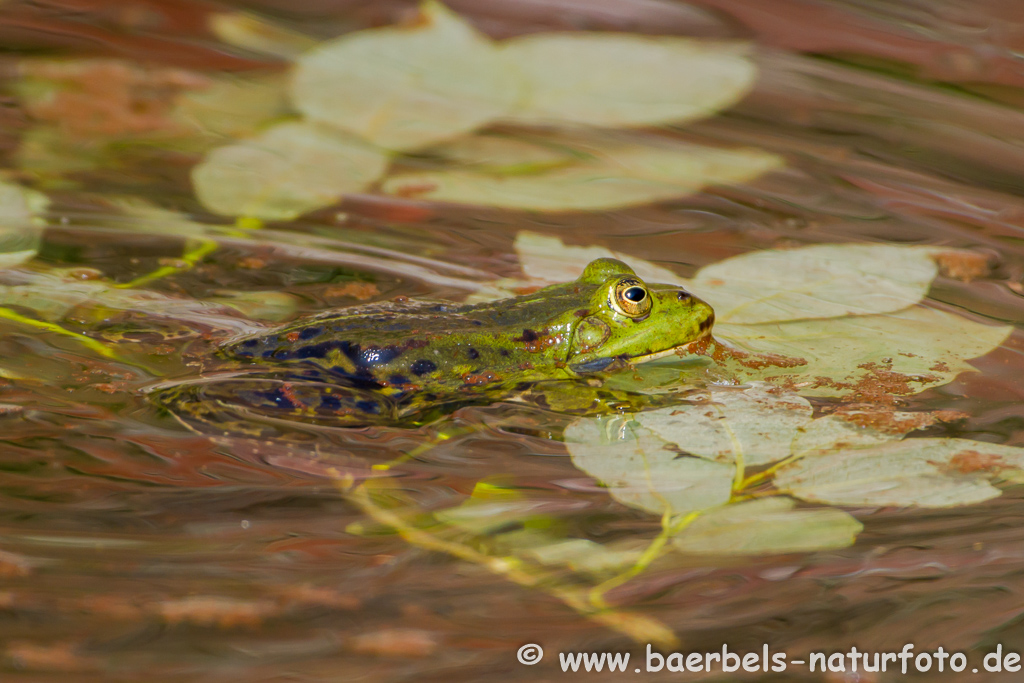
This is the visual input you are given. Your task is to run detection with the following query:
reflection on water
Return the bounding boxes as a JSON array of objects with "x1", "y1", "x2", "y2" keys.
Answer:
[{"x1": 1, "y1": 0, "x2": 1024, "y2": 679}]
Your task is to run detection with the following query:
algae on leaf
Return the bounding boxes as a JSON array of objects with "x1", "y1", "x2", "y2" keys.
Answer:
[
  {"x1": 503, "y1": 33, "x2": 756, "y2": 128},
  {"x1": 192, "y1": 121, "x2": 389, "y2": 220},
  {"x1": 291, "y1": 1, "x2": 522, "y2": 151},
  {"x1": 716, "y1": 305, "x2": 1011, "y2": 397},
  {"x1": 775, "y1": 438, "x2": 1024, "y2": 508}
]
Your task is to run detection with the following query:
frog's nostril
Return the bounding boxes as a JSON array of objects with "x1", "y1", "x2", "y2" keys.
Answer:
[{"x1": 677, "y1": 290, "x2": 692, "y2": 302}]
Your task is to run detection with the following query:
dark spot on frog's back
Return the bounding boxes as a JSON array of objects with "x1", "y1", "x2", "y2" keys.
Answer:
[
  {"x1": 514, "y1": 329, "x2": 539, "y2": 342},
  {"x1": 467, "y1": 348, "x2": 479, "y2": 360},
  {"x1": 298, "y1": 326, "x2": 322, "y2": 340},
  {"x1": 411, "y1": 359, "x2": 437, "y2": 376},
  {"x1": 320, "y1": 393, "x2": 342, "y2": 411},
  {"x1": 388, "y1": 374, "x2": 410, "y2": 385}
]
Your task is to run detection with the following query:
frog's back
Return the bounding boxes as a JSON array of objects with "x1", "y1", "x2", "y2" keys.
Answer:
[{"x1": 221, "y1": 292, "x2": 584, "y2": 393}]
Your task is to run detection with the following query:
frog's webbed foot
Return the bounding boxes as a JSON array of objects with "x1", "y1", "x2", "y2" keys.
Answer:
[{"x1": 150, "y1": 370, "x2": 399, "y2": 436}]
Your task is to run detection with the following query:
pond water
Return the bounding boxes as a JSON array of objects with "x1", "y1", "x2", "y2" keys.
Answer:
[{"x1": 2, "y1": 0, "x2": 1024, "y2": 681}]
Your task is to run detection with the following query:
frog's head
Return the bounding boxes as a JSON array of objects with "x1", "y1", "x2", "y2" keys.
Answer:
[{"x1": 564, "y1": 258, "x2": 714, "y2": 375}]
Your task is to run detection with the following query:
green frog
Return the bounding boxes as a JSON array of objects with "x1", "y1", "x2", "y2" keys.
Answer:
[{"x1": 154, "y1": 258, "x2": 714, "y2": 433}]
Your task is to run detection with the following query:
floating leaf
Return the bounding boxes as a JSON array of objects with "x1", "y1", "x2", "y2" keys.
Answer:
[
  {"x1": 208, "y1": 12, "x2": 318, "y2": 60},
  {"x1": 564, "y1": 416, "x2": 733, "y2": 516},
  {"x1": 173, "y1": 72, "x2": 290, "y2": 140},
  {"x1": 673, "y1": 497, "x2": 862, "y2": 555},
  {"x1": 383, "y1": 130, "x2": 781, "y2": 211},
  {"x1": 516, "y1": 231, "x2": 680, "y2": 285},
  {"x1": 692, "y1": 244, "x2": 944, "y2": 324},
  {"x1": 717, "y1": 305, "x2": 1011, "y2": 397},
  {"x1": 776, "y1": 438, "x2": 1024, "y2": 507},
  {"x1": 192, "y1": 121, "x2": 389, "y2": 220},
  {"x1": 426, "y1": 133, "x2": 576, "y2": 174},
  {"x1": 634, "y1": 384, "x2": 812, "y2": 467},
  {"x1": 503, "y1": 33, "x2": 755, "y2": 128},
  {"x1": 291, "y1": 1, "x2": 522, "y2": 151}
]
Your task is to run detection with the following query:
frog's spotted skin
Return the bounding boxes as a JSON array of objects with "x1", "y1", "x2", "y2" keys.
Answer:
[{"x1": 155, "y1": 258, "x2": 714, "y2": 431}]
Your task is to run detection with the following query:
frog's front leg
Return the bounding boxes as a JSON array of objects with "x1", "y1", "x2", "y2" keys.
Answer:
[
  {"x1": 513, "y1": 378, "x2": 656, "y2": 417},
  {"x1": 150, "y1": 370, "x2": 400, "y2": 435}
]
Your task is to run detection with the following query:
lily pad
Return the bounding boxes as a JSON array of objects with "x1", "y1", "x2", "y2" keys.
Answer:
[
  {"x1": 634, "y1": 384, "x2": 812, "y2": 467},
  {"x1": 191, "y1": 121, "x2": 389, "y2": 220},
  {"x1": 564, "y1": 416, "x2": 733, "y2": 516},
  {"x1": 692, "y1": 243, "x2": 944, "y2": 324},
  {"x1": 673, "y1": 497, "x2": 862, "y2": 555},
  {"x1": 717, "y1": 305, "x2": 1011, "y2": 397},
  {"x1": 383, "y1": 130, "x2": 781, "y2": 211},
  {"x1": 291, "y1": 1, "x2": 522, "y2": 151},
  {"x1": 776, "y1": 438, "x2": 1024, "y2": 507},
  {"x1": 173, "y1": 72, "x2": 291, "y2": 140},
  {"x1": 503, "y1": 33, "x2": 756, "y2": 128}
]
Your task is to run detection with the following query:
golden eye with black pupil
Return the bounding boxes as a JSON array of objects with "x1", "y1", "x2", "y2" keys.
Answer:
[{"x1": 611, "y1": 279, "x2": 652, "y2": 317}]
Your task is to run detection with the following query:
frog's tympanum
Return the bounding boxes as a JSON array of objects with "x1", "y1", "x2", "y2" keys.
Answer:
[{"x1": 155, "y1": 258, "x2": 714, "y2": 433}]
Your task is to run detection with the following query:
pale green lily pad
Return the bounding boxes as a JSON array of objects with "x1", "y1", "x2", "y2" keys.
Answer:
[
  {"x1": 173, "y1": 72, "x2": 290, "y2": 140},
  {"x1": 0, "y1": 181, "x2": 47, "y2": 269},
  {"x1": 192, "y1": 121, "x2": 389, "y2": 220},
  {"x1": 503, "y1": 33, "x2": 755, "y2": 128},
  {"x1": 692, "y1": 243, "x2": 944, "y2": 324},
  {"x1": 673, "y1": 497, "x2": 862, "y2": 555},
  {"x1": 776, "y1": 438, "x2": 1024, "y2": 507},
  {"x1": 291, "y1": 1, "x2": 522, "y2": 151},
  {"x1": 515, "y1": 231, "x2": 681, "y2": 285},
  {"x1": 564, "y1": 416, "x2": 733, "y2": 516},
  {"x1": 792, "y1": 411, "x2": 950, "y2": 456},
  {"x1": 717, "y1": 305, "x2": 1011, "y2": 397},
  {"x1": 426, "y1": 133, "x2": 577, "y2": 174},
  {"x1": 383, "y1": 131, "x2": 781, "y2": 211},
  {"x1": 635, "y1": 384, "x2": 812, "y2": 467}
]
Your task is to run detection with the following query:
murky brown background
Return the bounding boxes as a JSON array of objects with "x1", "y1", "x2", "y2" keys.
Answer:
[{"x1": 3, "y1": 0, "x2": 1024, "y2": 680}]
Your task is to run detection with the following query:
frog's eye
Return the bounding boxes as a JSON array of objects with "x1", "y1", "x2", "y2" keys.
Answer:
[{"x1": 611, "y1": 279, "x2": 652, "y2": 317}]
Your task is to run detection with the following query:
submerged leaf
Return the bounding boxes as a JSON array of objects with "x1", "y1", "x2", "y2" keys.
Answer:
[
  {"x1": 503, "y1": 33, "x2": 755, "y2": 128},
  {"x1": 384, "y1": 130, "x2": 781, "y2": 211},
  {"x1": 564, "y1": 417, "x2": 733, "y2": 516},
  {"x1": 692, "y1": 243, "x2": 944, "y2": 324},
  {"x1": 0, "y1": 181, "x2": 48, "y2": 269},
  {"x1": 776, "y1": 438, "x2": 1024, "y2": 507},
  {"x1": 291, "y1": 1, "x2": 522, "y2": 151},
  {"x1": 192, "y1": 121, "x2": 389, "y2": 220},
  {"x1": 673, "y1": 497, "x2": 862, "y2": 555}
]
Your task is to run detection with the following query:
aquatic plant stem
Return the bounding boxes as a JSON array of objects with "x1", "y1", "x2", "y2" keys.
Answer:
[
  {"x1": 588, "y1": 509, "x2": 701, "y2": 611},
  {"x1": 336, "y1": 473, "x2": 679, "y2": 649},
  {"x1": 115, "y1": 238, "x2": 218, "y2": 289},
  {"x1": 0, "y1": 306, "x2": 119, "y2": 359}
]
